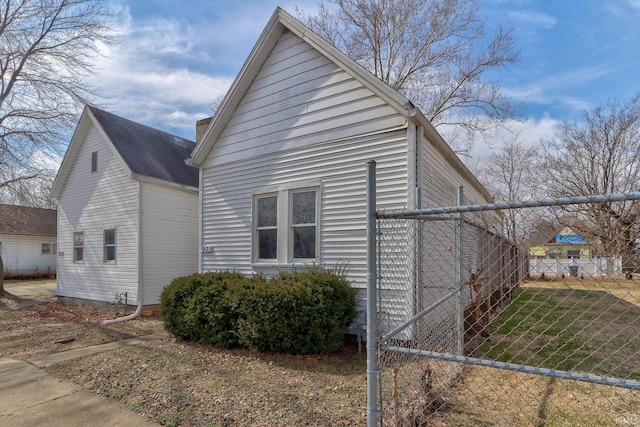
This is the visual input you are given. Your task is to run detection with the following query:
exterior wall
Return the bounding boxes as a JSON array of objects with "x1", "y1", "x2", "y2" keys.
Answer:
[
  {"x1": 200, "y1": 31, "x2": 408, "y2": 318},
  {"x1": 0, "y1": 235, "x2": 57, "y2": 278},
  {"x1": 140, "y1": 182, "x2": 198, "y2": 304},
  {"x1": 415, "y1": 130, "x2": 500, "y2": 339},
  {"x1": 56, "y1": 124, "x2": 140, "y2": 304}
]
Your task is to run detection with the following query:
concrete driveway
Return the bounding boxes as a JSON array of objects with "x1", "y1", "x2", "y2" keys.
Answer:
[{"x1": 4, "y1": 281, "x2": 56, "y2": 298}]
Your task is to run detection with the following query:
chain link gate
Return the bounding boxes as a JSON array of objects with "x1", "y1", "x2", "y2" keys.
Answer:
[{"x1": 366, "y1": 161, "x2": 640, "y2": 426}]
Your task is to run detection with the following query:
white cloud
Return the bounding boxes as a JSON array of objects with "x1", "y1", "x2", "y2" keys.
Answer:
[
  {"x1": 507, "y1": 10, "x2": 556, "y2": 29},
  {"x1": 468, "y1": 115, "x2": 561, "y2": 159},
  {"x1": 85, "y1": 7, "x2": 234, "y2": 137}
]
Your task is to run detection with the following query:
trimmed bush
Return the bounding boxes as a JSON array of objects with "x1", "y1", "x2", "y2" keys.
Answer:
[
  {"x1": 183, "y1": 272, "x2": 258, "y2": 348},
  {"x1": 160, "y1": 273, "x2": 210, "y2": 340},
  {"x1": 160, "y1": 267, "x2": 357, "y2": 355},
  {"x1": 160, "y1": 272, "x2": 250, "y2": 343},
  {"x1": 237, "y1": 267, "x2": 357, "y2": 354}
]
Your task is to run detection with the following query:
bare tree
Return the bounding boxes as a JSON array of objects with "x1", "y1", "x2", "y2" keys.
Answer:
[
  {"x1": 543, "y1": 93, "x2": 640, "y2": 263},
  {"x1": 475, "y1": 135, "x2": 540, "y2": 244},
  {"x1": 0, "y1": 0, "x2": 117, "y2": 208},
  {"x1": 297, "y1": 0, "x2": 519, "y2": 154}
]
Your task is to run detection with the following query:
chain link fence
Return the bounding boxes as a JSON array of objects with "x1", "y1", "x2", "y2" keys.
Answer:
[{"x1": 368, "y1": 183, "x2": 640, "y2": 426}]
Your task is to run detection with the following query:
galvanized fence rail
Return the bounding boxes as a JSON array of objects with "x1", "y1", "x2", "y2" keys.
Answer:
[{"x1": 366, "y1": 161, "x2": 640, "y2": 426}]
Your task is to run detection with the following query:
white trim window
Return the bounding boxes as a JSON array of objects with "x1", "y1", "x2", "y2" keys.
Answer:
[
  {"x1": 41, "y1": 243, "x2": 52, "y2": 254},
  {"x1": 253, "y1": 186, "x2": 319, "y2": 263},
  {"x1": 290, "y1": 189, "x2": 317, "y2": 259},
  {"x1": 256, "y1": 194, "x2": 278, "y2": 260},
  {"x1": 73, "y1": 231, "x2": 84, "y2": 262},
  {"x1": 103, "y1": 228, "x2": 116, "y2": 262}
]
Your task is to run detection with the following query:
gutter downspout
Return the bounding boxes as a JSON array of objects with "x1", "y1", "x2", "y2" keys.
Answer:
[{"x1": 103, "y1": 182, "x2": 144, "y2": 325}]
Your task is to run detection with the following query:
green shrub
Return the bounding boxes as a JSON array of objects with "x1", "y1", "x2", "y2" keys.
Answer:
[
  {"x1": 183, "y1": 272, "x2": 256, "y2": 348},
  {"x1": 160, "y1": 272, "x2": 250, "y2": 343},
  {"x1": 160, "y1": 273, "x2": 210, "y2": 340},
  {"x1": 237, "y1": 267, "x2": 357, "y2": 355},
  {"x1": 160, "y1": 267, "x2": 357, "y2": 355}
]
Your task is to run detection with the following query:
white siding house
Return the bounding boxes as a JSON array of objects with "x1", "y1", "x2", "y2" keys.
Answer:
[
  {"x1": 0, "y1": 204, "x2": 57, "y2": 279},
  {"x1": 189, "y1": 8, "x2": 497, "y2": 329},
  {"x1": 51, "y1": 106, "x2": 199, "y2": 308}
]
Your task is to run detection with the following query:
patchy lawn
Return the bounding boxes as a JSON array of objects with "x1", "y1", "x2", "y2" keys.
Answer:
[
  {"x1": 0, "y1": 302, "x2": 367, "y2": 426},
  {"x1": 448, "y1": 279, "x2": 640, "y2": 426},
  {"x1": 4, "y1": 278, "x2": 637, "y2": 426}
]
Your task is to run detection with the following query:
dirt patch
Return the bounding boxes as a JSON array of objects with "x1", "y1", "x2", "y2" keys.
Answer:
[{"x1": 0, "y1": 302, "x2": 164, "y2": 359}]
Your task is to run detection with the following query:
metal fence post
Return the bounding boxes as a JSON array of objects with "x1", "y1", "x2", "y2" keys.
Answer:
[
  {"x1": 366, "y1": 159, "x2": 379, "y2": 427},
  {"x1": 457, "y1": 185, "x2": 465, "y2": 355}
]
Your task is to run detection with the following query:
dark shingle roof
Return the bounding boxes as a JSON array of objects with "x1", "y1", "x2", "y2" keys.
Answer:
[
  {"x1": 89, "y1": 106, "x2": 198, "y2": 188},
  {"x1": 0, "y1": 205, "x2": 57, "y2": 237}
]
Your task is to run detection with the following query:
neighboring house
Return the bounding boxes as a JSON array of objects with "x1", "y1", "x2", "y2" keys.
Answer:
[
  {"x1": 528, "y1": 226, "x2": 620, "y2": 277},
  {"x1": 529, "y1": 226, "x2": 594, "y2": 260},
  {"x1": 188, "y1": 8, "x2": 500, "y2": 329},
  {"x1": 50, "y1": 106, "x2": 199, "y2": 308},
  {"x1": 0, "y1": 204, "x2": 57, "y2": 279}
]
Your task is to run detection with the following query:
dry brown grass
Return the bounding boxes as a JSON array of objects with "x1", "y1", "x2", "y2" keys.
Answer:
[{"x1": 0, "y1": 302, "x2": 367, "y2": 426}]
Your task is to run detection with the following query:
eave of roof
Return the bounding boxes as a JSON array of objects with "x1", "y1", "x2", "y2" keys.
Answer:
[
  {"x1": 51, "y1": 106, "x2": 199, "y2": 199},
  {"x1": 189, "y1": 7, "x2": 492, "y2": 203}
]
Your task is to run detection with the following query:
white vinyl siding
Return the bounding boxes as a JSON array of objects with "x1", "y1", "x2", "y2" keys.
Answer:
[
  {"x1": 140, "y1": 182, "x2": 198, "y2": 305},
  {"x1": 56, "y1": 123, "x2": 140, "y2": 304},
  {"x1": 200, "y1": 31, "x2": 408, "y2": 323},
  {"x1": 204, "y1": 32, "x2": 405, "y2": 169},
  {"x1": 0, "y1": 234, "x2": 57, "y2": 277},
  {"x1": 199, "y1": 28, "x2": 494, "y2": 332}
]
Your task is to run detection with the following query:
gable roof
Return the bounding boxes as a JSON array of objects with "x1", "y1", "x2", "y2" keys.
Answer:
[
  {"x1": 0, "y1": 204, "x2": 56, "y2": 237},
  {"x1": 189, "y1": 7, "x2": 491, "y2": 202},
  {"x1": 51, "y1": 106, "x2": 198, "y2": 198}
]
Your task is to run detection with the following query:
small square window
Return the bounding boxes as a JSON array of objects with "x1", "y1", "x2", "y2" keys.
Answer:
[
  {"x1": 41, "y1": 243, "x2": 51, "y2": 254},
  {"x1": 104, "y1": 229, "x2": 116, "y2": 262},
  {"x1": 91, "y1": 151, "x2": 98, "y2": 172}
]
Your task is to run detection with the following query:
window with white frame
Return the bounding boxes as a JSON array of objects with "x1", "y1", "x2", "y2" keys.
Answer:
[
  {"x1": 91, "y1": 151, "x2": 98, "y2": 172},
  {"x1": 253, "y1": 186, "x2": 318, "y2": 263},
  {"x1": 255, "y1": 194, "x2": 278, "y2": 260},
  {"x1": 73, "y1": 231, "x2": 84, "y2": 262},
  {"x1": 41, "y1": 243, "x2": 52, "y2": 254},
  {"x1": 104, "y1": 228, "x2": 116, "y2": 262},
  {"x1": 291, "y1": 189, "x2": 317, "y2": 259}
]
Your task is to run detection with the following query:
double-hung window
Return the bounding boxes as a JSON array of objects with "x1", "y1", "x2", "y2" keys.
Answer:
[
  {"x1": 291, "y1": 190, "x2": 317, "y2": 259},
  {"x1": 104, "y1": 228, "x2": 116, "y2": 262},
  {"x1": 256, "y1": 195, "x2": 278, "y2": 260},
  {"x1": 253, "y1": 186, "x2": 318, "y2": 263},
  {"x1": 73, "y1": 231, "x2": 84, "y2": 262}
]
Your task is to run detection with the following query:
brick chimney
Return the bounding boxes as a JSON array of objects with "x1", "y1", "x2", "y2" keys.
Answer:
[{"x1": 195, "y1": 117, "x2": 213, "y2": 142}]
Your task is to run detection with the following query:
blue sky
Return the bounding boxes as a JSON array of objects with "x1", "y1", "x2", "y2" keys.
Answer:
[{"x1": 88, "y1": 0, "x2": 640, "y2": 157}]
